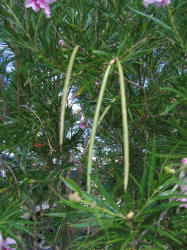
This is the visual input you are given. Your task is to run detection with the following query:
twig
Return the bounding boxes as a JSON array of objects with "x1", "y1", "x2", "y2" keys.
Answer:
[
  {"x1": 137, "y1": 58, "x2": 143, "y2": 86},
  {"x1": 5, "y1": 165, "x2": 18, "y2": 184},
  {"x1": 114, "y1": 72, "x2": 149, "y2": 113},
  {"x1": 20, "y1": 105, "x2": 55, "y2": 154},
  {"x1": 0, "y1": 76, "x2": 8, "y2": 120},
  {"x1": 124, "y1": 76, "x2": 148, "y2": 112},
  {"x1": 9, "y1": 22, "x2": 22, "y2": 107},
  {"x1": 70, "y1": 35, "x2": 90, "y2": 58},
  {"x1": 133, "y1": 208, "x2": 169, "y2": 247}
]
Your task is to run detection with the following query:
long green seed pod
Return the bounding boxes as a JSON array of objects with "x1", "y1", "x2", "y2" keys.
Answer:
[
  {"x1": 117, "y1": 59, "x2": 129, "y2": 192},
  {"x1": 87, "y1": 59, "x2": 116, "y2": 194},
  {"x1": 59, "y1": 45, "x2": 79, "y2": 152}
]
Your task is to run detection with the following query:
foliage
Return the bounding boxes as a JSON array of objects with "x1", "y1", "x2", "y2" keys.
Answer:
[{"x1": 0, "y1": 0, "x2": 186, "y2": 249}]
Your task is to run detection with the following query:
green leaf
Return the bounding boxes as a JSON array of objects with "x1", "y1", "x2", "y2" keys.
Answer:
[
  {"x1": 120, "y1": 236, "x2": 133, "y2": 249},
  {"x1": 128, "y1": 7, "x2": 171, "y2": 31}
]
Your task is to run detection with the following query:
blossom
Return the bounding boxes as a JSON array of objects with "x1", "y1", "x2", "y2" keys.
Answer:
[
  {"x1": 94, "y1": 81, "x2": 100, "y2": 86},
  {"x1": 177, "y1": 158, "x2": 187, "y2": 208},
  {"x1": 80, "y1": 115, "x2": 88, "y2": 129},
  {"x1": 177, "y1": 198, "x2": 187, "y2": 208},
  {"x1": 181, "y1": 158, "x2": 187, "y2": 165},
  {"x1": 59, "y1": 40, "x2": 66, "y2": 47},
  {"x1": 72, "y1": 105, "x2": 81, "y2": 115},
  {"x1": 25, "y1": 0, "x2": 56, "y2": 18},
  {"x1": 33, "y1": 143, "x2": 45, "y2": 147},
  {"x1": 126, "y1": 211, "x2": 134, "y2": 220},
  {"x1": 68, "y1": 192, "x2": 81, "y2": 202},
  {"x1": 0, "y1": 233, "x2": 17, "y2": 250},
  {"x1": 143, "y1": 0, "x2": 170, "y2": 8}
]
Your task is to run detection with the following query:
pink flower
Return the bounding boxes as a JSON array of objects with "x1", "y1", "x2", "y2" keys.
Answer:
[
  {"x1": 80, "y1": 115, "x2": 88, "y2": 129},
  {"x1": 177, "y1": 198, "x2": 187, "y2": 208},
  {"x1": 177, "y1": 158, "x2": 187, "y2": 208},
  {"x1": 59, "y1": 40, "x2": 66, "y2": 47},
  {"x1": 169, "y1": 158, "x2": 187, "y2": 209},
  {"x1": 95, "y1": 81, "x2": 100, "y2": 86},
  {"x1": 179, "y1": 158, "x2": 187, "y2": 191},
  {"x1": 25, "y1": 0, "x2": 56, "y2": 18},
  {"x1": 0, "y1": 233, "x2": 17, "y2": 250},
  {"x1": 68, "y1": 192, "x2": 81, "y2": 202},
  {"x1": 143, "y1": 0, "x2": 170, "y2": 8},
  {"x1": 181, "y1": 158, "x2": 187, "y2": 165}
]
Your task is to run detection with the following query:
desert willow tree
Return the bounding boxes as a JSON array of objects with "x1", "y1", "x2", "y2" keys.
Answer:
[{"x1": 0, "y1": 0, "x2": 187, "y2": 249}]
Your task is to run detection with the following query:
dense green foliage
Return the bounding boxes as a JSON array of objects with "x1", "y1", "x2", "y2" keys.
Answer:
[{"x1": 0, "y1": 0, "x2": 187, "y2": 249}]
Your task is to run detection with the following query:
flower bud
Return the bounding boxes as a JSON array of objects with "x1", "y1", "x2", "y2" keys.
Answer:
[
  {"x1": 126, "y1": 211, "x2": 134, "y2": 220},
  {"x1": 68, "y1": 192, "x2": 81, "y2": 202}
]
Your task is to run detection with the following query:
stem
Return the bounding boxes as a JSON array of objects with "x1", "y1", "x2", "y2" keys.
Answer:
[
  {"x1": 167, "y1": 6, "x2": 183, "y2": 47},
  {"x1": 87, "y1": 59, "x2": 116, "y2": 194},
  {"x1": 15, "y1": 47, "x2": 21, "y2": 106},
  {"x1": 116, "y1": 59, "x2": 129, "y2": 192},
  {"x1": 59, "y1": 45, "x2": 79, "y2": 152}
]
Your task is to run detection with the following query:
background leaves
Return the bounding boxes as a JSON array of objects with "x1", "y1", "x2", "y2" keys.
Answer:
[{"x1": 0, "y1": 0, "x2": 186, "y2": 249}]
